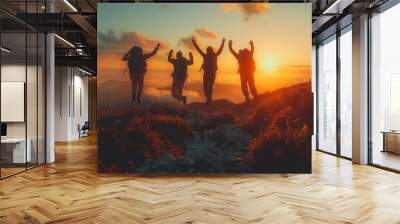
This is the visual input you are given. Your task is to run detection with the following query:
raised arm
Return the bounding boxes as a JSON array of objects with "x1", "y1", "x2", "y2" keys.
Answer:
[
  {"x1": 168, "y1": 50, "x2": 174, "y2": 63},
  {"x1": 250, "y1": 40, "x2": 254, "y2": 56},
  {"x1": 228, "y1": 40, "x2": 239, "y2": 59},
  {"x1": 216, "y1": 38, "x2": 226, "y2": 56},
  {"x1": 122, "y1": 48, "x2": 131, "y2": 61},
  {"x1": 144, "y1": 43, "x2": 160, "y2": 59},
  {"x1": 192, "y1": 39, "x2": 206, "y2": 57},
  {"x1": 188, "y1": 52, "x2": 194, "y2": 65}
]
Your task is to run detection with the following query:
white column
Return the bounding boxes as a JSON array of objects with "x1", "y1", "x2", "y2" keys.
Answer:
[
  {"x1": 46, "y1": 33, "x2": 55, "y2": 163},
  {"x1": 55, "y1": 67, "x2": 73, "y2": 141},
  {"x1": 352, "y1": 14, "x2": 369, "y2": 164},
  {"x1": 46, "y1": 0, "x2": 55, "y2": 163}
]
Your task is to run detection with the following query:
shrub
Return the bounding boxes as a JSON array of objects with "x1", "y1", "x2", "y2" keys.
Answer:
[
  {"x1": 247, "y1": 124, "x2": 311, "y2": 173},
  {"x1": 138, "y1": 113, "x2": 192, "y2": 144},
  {"x1": 98, "y1": 124, "x2": 182, "y2": 173},
  {"x1": 98, "y1": 106, "x2": 138, "y2": 128}
]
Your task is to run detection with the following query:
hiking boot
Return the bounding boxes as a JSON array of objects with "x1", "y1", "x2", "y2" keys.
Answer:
[
  {"x1": 182, "y1": 96, "x2": 187, "y2": 106},
  {"x1": 206, "y1": 95, "x2": 213, "y2": 104},
  {"x1": 131, "y1": 93, "x2": 136, "y2": 101},
  {"x1": 245, "y1": 95, "x2": 250, "y2": 103}
]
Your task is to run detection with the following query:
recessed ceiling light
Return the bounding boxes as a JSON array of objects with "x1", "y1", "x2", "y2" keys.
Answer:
[
  {"x1": 1, "y1": 47, "x2": 11, "y2": 53},
  {"x1": 323, "y1": 0, "x2": 344, "y2": 14},
  {"x1": 78, "y1": 67, "x2": 93, "y2": 76},
  {"x1": 63, "y1": 0, "x2": 78, "y2": 12},
  {"x1": 54, "y1": 34, "x2": 75, "y2": 48}
]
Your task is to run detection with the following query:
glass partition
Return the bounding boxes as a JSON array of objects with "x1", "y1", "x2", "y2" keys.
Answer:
[
  {"x1": 0, "y1": 1, "x2": 46, "y2": 179},
  {"x1": 1, "y1": 31, "x2": 28, "y2": 177}
]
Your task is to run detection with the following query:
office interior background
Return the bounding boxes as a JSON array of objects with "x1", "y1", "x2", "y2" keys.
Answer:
[
  {"x1": 313, "y1": 0, "x2": 400, "y2": 172},
  {"x1": 0, "y1": 0, "x2": 97, "y2": 178},
  {"x1": 0, "y1": 0, "x2": 397, "y2": 179}
]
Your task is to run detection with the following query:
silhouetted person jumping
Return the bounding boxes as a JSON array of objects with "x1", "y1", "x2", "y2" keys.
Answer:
[
  {"x1": 123, "y1": 43, "x2": 160, "y2": 102},
  {"x1": 229, "y1": 40, "x2": 257, "y2": 102},
  {"x1": 168, "y1": 50, "x2": 194, "y2": 105},
  {"x1": 192, "y1": 38, "x2": 225, "y2": 104}
]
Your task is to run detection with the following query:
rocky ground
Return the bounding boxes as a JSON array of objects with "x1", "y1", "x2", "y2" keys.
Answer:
[
  {"x1": 98, "y1": 82, "x2": 313, "y2": 173},
  {"x1": 136, "y1": 123, "x2": 253, "y2": 173}
]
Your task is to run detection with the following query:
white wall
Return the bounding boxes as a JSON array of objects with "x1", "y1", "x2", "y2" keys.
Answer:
[
  {"x1": 1, "y1": 63, "x2": 46, "y2": 164},
  {"x1": 69, "y1": 72, "x2": 89, "y2": 139},
  {"x1": 1, "y1": 65, "x2": 27, "y2": 139},
  {"x1": 55, "y1": 67, "x2": 70, "y2": 141},
  {"x1": 55, "y1": 67, "x2": 89, "y2": 141},
  {"x1": 1, "y1": 65, "x2": 38, "y2": 137}
]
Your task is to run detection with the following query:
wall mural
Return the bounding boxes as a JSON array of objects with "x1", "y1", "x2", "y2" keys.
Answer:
[{"x1": 97, "y1": 3, "x2": 312, "y2": 173}]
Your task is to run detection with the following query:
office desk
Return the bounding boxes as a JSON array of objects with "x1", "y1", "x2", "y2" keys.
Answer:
[
  {"x1": 382, "y1": 131, "x2": 400, "y2": 154},
  {"x1": 1, "y1": 138, "x2": 31, "y2": 163}
]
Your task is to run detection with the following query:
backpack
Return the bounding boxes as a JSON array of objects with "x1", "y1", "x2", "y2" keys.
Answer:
[
  {"x1": 238, "y1": 51, "x2": 255, "y2": 74},
  {"x1": 201, "y1": 54, "x2": 218, "y2": 73},
  {"x1": 127, "y1": 47, "x2": 146, "y2": 74},
  {"x1": 173, "y1": 59, "x2": 188, "y2": 80}
]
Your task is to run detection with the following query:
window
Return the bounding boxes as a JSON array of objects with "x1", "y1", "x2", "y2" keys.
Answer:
[
  {"x1": 317, "y1": 36, "x2": 337, "y2": 154},
  {"x1": 316, "y1": 26, "x2": 353, "y2": 159},
  {"x1": 339, "y1": 28, "x2": 352, "y2": 158},
  {"x1": 370, "y1": 3, "x2": 400, "y2": 171}
]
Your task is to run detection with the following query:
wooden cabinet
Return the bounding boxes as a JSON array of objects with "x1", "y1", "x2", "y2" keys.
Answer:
[{"x1": 382, "y1": 132, "x2": 400, "y2": 154}]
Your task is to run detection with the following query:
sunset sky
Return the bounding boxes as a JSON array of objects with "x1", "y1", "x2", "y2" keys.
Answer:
[{"x1": 98, "y1": 3, "x2": 311, "y2": 103}]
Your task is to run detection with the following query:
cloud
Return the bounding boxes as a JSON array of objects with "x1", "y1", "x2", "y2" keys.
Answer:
[
  {"x1": 221, "y1": 3, "x2": 270, "y2": 21},
  {"x1": 98, "y1": 52, "x2": 125, "y2": 71},
  {"x1": 145, "y1": 87, "x2": 170, "y2": 97},
  {"x1": 98, "y1": 30, "x2": 169, "y2": 55},
  {"x1": 178, "y1": 35, "x2": 199, "y2": 51},
  {"x1": 178, "y1": 28, "x2": 218, "y2": 51},
  {"x1": 195, "y1": 28, "x2": 218, "y2": 40},
  {"x1": 146, "y1": 87, "x2": 200, "y2": 99}
]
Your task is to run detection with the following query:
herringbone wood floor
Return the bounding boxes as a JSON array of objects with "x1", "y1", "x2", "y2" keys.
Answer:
[{"x1": 1, "y1": 136, "x2": 400, "y2": 224}]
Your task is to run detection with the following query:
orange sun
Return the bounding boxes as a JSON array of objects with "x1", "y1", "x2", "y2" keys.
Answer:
[{"x1": 260, "y1": 55, "x2": 280, "y2": 72}]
